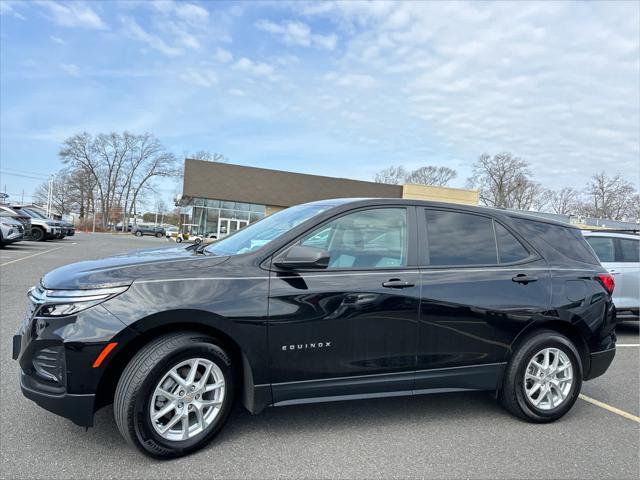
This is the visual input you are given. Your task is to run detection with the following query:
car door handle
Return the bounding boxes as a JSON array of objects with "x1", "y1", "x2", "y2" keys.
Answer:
[
  {"x1": 512, "y1": 274, "x2": 538, "y2": 284},
  {"x1": 382, "y1": 279, "x2": 415, "y2": 289},
  {"x1": 608, "y1": 269, "x2": 620, "y2": 275}
]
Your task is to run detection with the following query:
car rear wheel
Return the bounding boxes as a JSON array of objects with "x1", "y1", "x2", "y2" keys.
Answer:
[
  {"x1": 500, "y1": 329, "x2": 582, "y2": 423},
  {"x1": 176, "y1": 237, "x2": 182, "y2": 243},
  {"x1": 155, "y1": 232, "x2": 163, "y2": 238},
  {"x1": 114, "y1": 333, "x2": 234, "y2": 458},
  {"x1": 30, "y1": 227, "x2": 45, "y2": 242},
  {"x1": 135, "y1": 231, "x2": 142, "y2": 237}
]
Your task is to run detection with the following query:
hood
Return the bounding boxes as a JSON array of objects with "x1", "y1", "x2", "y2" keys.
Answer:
[{"x1": 41, "y1": 245, "x2": 229, "y2": 290}]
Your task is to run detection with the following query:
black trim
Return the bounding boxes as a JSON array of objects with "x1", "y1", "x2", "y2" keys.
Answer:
[
  {"x1": 20, "y1": 373, "x2": 95, "y2": 427},
  {"x1": 271, "y1": 363, "x2": 506, "y2": 406},
  {"x1": 585, "y1": 347, "x2": 616, "y2": 381}
]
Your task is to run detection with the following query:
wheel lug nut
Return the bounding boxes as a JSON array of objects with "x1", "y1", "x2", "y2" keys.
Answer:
[
  {"x1": 191, "y1": 385, "x2": 196, "y2": 391},
  {"x1": 179, "y1": 390, "x2": 185, "y2": 396},
  {"x1": 195, "y1": 394, "x2": 200, "y2": 399},
  {"x1": 188, "y1": 405, "x2": 193, "y2": 411}
]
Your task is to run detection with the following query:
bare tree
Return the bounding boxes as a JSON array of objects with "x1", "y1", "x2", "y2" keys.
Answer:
[
  {"x1": 185, "y1": 150, "x2": 228, "y2": 162},
  {"x1": 374, "y1": 165, "x2": 457, "y2": 186},
  {"x1": 60, "y1": 132, "x2": 178, "y2": 228},
  {"x1": 405, "y1": 166, "x2": 457, "y2": 186},
  {"x1": 509, "y1": 180, "x2": 546, "y2": 211},
  {"x1": 374, "y1": 165, "x2": 408, "y2": 185},
  {"x1": 468, "y1": 152, "x2": 543, "y2": 209},
  {"x1": 583, "y1": 172, "x2": 636, "y2": 220},
  {"x1": 544, "y1": 187, "x2": 581, "y2": 215}
]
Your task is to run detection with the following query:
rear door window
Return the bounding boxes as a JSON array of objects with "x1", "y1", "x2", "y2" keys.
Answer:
[
  {"x1": 585, "y1": 237, "x2": 615, "y2": 262},
  {"x1": 618, "y1": 238, "x2": 640, "y2": 263},
  {"x1": 424, "y1": 210, "x2": 498, "y2": 266}
]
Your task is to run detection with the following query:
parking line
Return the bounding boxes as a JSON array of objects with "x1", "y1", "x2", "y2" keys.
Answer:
[
  {"x1": 579, "y1": 394, "x2": 640, "y2": 423},
  {"x1": 617, "y1": 344, "x2": 639, "y2": 347},
  {"x1": 0, "y1": 245, "x2": 68, "y2": 267}
]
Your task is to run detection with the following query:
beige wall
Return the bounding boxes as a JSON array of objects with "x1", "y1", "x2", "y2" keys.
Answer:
[
  {"x1": 401, "y1": 184, "x2": 479, "y2": 205},
  {"x1": 265, "y1": 205, "x2": 286, "y2": 216}
]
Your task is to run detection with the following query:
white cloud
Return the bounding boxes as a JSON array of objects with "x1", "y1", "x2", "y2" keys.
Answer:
[
  {"x1": 213, "y1": 47, "x2": 233, "y2": 63},
  {"x1": 0, "y1": 1, "x2": 26, "y2": 20},
  {"x1": 180, "y1": 69, "x2": 217, "y2": 88},
  {"x1": 121, "y1": 17, "x2": 182, "y2": 56},
  {"x1": 256, "y1": 19, "x2": 337, "y2": 50},
  {"x1": 233, "y1": 57, "x2": 275, "y2": 78},
  {"x1": 229, "y1": 88, "x2": 246, "y2": 97},
  {"x1": 60, "y1": 63, "x2": 81, "y2": 77},
  {"x1": 297, "y1": 1, "x2": 640, "y2": 188},
  {"x1": 50, "y1": 35, "x2": 65, "y2": 45},
  {"x1": 324, "y1": 72, "x2": 376, "y2": 88},
  {"x1": 151, "y1": 1, "x2": 209, "y2": 26},
  {"x1": 36, "y1": 1, "x2": 106, "y2": 30}
]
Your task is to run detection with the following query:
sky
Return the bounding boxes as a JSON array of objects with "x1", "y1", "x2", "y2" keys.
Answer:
[{"x1": 1, "y1": 0, "x2": 639, "y2": 207}]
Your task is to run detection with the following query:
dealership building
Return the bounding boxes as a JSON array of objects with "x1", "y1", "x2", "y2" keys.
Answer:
[{"x1": 178, "y1": 159, "x2": 480, "y2": 237}]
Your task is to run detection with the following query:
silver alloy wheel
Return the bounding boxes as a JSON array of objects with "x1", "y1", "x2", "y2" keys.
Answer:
[
  {"x1": 150, "y1": 358, "x2": 225, "y2": 441},
  {"x1": 524, "y1": 347, "x2": 573, "y2": 411}
]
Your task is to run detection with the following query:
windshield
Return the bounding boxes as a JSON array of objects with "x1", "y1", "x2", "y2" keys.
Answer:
[
  {"x1": 23, "y1": 208, "x2": 49, "y2": 219},
  {"x1": 205, "y1": 203, "x2": 330, "y2": 256}
]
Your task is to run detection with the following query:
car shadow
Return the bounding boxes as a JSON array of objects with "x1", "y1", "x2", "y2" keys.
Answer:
[{"x1": 89, "y1": 391, "x2": 505, "y2": 454}]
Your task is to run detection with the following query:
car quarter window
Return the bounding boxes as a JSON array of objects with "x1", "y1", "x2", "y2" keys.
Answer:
[
  {"x1": 585, "y1": 236, "x2": 615, "y2": 263},
  {"x1": 618, "y1": 238, "x2": 640, "y2": 262},
  {"x1": 423, "y1": 209, "x2": 498, "y2": 266},
  {"x1": 300, "y1": 208, "x2": 407, "y2": 269}
]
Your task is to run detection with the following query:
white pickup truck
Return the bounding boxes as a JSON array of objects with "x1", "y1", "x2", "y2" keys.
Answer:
[{"x1": 583, "y1": 230, "x2": 639, "y2": 320}]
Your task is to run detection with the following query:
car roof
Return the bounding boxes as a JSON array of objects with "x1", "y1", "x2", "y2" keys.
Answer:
[
  {"x1": 302, "y1": 198, "x2": 576, "y2": 229},
  {"x1": 582, "y1": 230, "x2": 640, "y2": 240}
]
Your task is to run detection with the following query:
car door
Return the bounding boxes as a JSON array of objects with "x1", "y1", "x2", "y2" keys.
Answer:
[
  {"x1": 614, "y1": 236, "x2": 640, "y2": 312},
  {"x1": 268, "y1": 206, "x2": 420, "y2": 404},
  {"x1": 415, "y1": 208, "x2": 551, "y2": 392}
]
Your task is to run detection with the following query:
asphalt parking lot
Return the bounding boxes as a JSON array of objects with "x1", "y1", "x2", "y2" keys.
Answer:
[{"x1": 1, "y1": 233, "x2": 638, "y2": 479}]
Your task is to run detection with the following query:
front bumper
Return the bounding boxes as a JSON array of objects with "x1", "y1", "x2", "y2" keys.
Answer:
[
  {"x1": 20, "y1": 372, "x2": 95, "y2": 427},
  {"x1": 585, "y1": 347, "x2": 616, "y2": 380}
]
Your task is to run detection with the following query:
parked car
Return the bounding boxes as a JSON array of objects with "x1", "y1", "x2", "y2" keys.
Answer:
[
  {"x1": 132, "y1": 224, "x2": 165, "y2": 238},
  {"x1": 14, "y1": 199, "x2": 617, "y2": 458},
  {"x1": 10, "y1": 205, "x2": 61, "y2": 241},
  {"x1": 114, "y1": 223, "x2": 134, "y2": 232},
  {"x1": 61, "y1": 221, "x2": 75, "y2": 237},
  {"x1": 0, "y1": 216, "x2": 25, "y2": 247},
  {"x1": 583, "y1": 230, "x2": 639, "y2": 319},
  {"x1": 0, "y1": 205, "x2": 32, "y2": 238}
]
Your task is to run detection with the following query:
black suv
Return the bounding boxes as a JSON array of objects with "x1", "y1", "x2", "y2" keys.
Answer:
[
  {"x1": 132, "y1": 224, "x2": 165, "y2": 237},
  {"x1": 13, "y1": 199, "x2": 616, "y2": 458}
]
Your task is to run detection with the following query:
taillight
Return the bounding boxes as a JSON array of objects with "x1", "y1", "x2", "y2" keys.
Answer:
[{"x1": 597, "y1": 273, "x2": 615, "y2": 295}]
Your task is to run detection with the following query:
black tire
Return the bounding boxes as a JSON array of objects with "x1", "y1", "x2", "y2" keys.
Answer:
[
  {"x1": 194, "y1": 238, "x2": 202, "y2": 245},
  {"x1": 176, "y1": 237, "x2": 182, "y2": 243},
  {"x1": 155, "y1": 232, "x2": 163, "y2": 238},
  {"x1": 500, "y1": 329, "x2": 582, "y2": 423},
  {"x1": 30, "y1": 227, "x2": 45, "y2": 242},
  {"x1": 114, "y1": 333, "x2": 235, "y2": 458},
  {"x1": 135, "y1": 231, "x2": 142, "y2": 237}
]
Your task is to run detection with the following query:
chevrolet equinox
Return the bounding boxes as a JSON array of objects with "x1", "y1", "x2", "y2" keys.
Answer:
[{"x1": 13, "y1": 199, "x2": 617, "y2": 458}]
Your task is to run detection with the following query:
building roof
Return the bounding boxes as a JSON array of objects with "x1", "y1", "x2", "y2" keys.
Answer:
[{"x1": 182, "y1": 159, "x2": 403, "y2": 207}]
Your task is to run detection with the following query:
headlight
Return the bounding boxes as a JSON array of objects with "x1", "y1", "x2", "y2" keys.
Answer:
[{"x1": 31, "y1": 285, "x2": 129, "y2": 317}]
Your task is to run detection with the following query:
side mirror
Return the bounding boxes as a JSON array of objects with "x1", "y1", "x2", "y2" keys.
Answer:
[{"x1": 274, "y1": 245, "x2": 330, "y2": 269}]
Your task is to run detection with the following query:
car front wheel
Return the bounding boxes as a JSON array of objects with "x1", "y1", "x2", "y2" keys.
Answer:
[
  {"x1": 500, "y1": 329, "x2": 582, "y2": 423},
  {"x1": 135, "y1": 231, "x2": 142, "y2": 237},
  {"x1": 114, "y1": 333, "x2": 234, "y2": 458}
]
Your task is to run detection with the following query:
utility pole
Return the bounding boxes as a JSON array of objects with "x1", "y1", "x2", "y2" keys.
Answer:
[
  {"x1": 46, "y1": 175, "x2": 54, "y2": 216},
  {"x1": 92, "y1": 187, "x2": 96, "y2": 233}
]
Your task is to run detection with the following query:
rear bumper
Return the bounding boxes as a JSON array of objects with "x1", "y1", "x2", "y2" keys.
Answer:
[
  {"x1": 20, "y1": 373, "x2": 95, "y2": 427},
  {"x1": 585, "y1": 347, "x2": 616, "y2": 381}
]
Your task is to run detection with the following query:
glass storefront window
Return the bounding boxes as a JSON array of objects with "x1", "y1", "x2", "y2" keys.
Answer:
[{"x1": 184, "y1": 197, "x2": 267, "y2": 237}]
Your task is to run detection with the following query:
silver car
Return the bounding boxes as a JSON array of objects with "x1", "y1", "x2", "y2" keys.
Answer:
[
  {"x1": 0, "y1": 216, "x2": 25, "y2": 247},
  {"x1": 583, "y1": 230, "x2": 639, "y2": 319}
]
